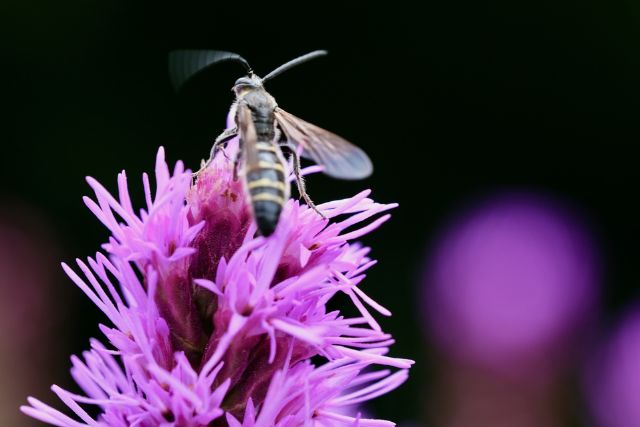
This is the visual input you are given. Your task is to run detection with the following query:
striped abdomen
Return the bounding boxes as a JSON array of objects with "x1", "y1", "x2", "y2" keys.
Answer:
[{"x1": 245, "y1": 141, "x2": 289, "y2": 236}]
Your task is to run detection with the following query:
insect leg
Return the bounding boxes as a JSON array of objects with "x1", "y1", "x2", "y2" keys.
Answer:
[
  {"x1": 194, "y1": 127, "x2": 238, "y2": 176},
  {"x1": 232, "y1": 138, "x2": 243, "y2": 182},
  {"x1": 286, "y1": 144, "x2": 326, "y2": 219},
  {"x1": 209, "y1": 127, "x2": 238, "y2": 159}
]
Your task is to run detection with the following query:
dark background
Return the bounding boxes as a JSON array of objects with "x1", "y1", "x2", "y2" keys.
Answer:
[{"x1": 2, "y1": 1, "x2": 640, "y2": 425}]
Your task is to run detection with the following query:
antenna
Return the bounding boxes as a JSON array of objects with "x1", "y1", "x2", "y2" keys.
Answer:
[
  {"x1": 262, "y1": 50, "x2": 328, "y2": 82},
  {"x1": 169, "y1": 50, "x2": 252, "y2": 91}
]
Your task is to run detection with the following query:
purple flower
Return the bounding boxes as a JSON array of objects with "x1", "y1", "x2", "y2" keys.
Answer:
[
  {"x1": 22, "y1": 138, "x2": 412, "y2": 426},
  {"x1": 585, "y1": 307, "x2": 640, "y2": 427},
  {"x1": 422, "y1": 193, "x2": 598, "y2": 375}
]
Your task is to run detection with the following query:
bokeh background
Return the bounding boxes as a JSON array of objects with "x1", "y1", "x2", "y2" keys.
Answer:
[{"x1": 2, "y1": 1, "x2": 640, "y2": 426}]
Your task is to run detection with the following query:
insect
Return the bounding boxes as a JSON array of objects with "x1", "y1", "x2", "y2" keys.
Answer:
[{"x1": 169, "y1": 50, "x2": 373, "y2": 236}]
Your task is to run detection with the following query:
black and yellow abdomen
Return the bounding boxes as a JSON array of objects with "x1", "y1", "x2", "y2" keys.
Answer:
[{"x1": 245, "y1": 142, "x2": 288, "y2": 236}]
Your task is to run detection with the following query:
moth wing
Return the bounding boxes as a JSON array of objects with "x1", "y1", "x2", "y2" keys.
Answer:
[
  {"x1": 274, "y1": 108, "x2": 373, "y2": 180},
  {"x1": 236, "y1": 103, "x2": 259, "y2": 167}
]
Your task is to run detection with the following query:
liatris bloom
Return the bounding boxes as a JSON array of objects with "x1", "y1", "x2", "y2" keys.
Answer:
[
  {"x1": 423, "y1": 194, "x2": 598, "y2": 373},
  {"x1": 22, "y1": 136, "x2": 412, "y2": 426}
]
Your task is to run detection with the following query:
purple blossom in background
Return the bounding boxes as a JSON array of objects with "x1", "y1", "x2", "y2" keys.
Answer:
[
  {"x1": 422, "y1": 193, "x2": 598, "y2": 375},
  {"x1": 1, "y1": 205, "x2": 62, "y2": 426},
  {"x1": 22, "y1": 138, "x2": 412, "y2": 426},
  {"x1": 586, "y1": 307, "x2": 640, "y2": 427}
]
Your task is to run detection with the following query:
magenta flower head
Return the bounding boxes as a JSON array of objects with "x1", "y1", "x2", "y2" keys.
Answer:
[
  {"x1": 585, "y1": 307, "x2": 640, "y2": 427},
  {"x1": 21, "y1": 134, "x2": 412, "y2": 426},
  {"x1": 422, "y1": 193, "x2": 598, "y2": 375}
]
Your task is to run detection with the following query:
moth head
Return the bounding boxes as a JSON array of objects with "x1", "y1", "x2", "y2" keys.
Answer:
[{"x1": 232, "y1": 74, "x2": 263, "y2": 96}]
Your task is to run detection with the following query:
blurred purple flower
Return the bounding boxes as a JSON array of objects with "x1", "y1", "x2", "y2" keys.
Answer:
[
  {"x1": 1, "y1": 204, "x2": 63, "y2": 426},
  {"x1": 22, "y1": 143, "x2": 412, "y2": 426},
  {"x1": 423, "y1": 194, "x2": 598, "y2": 374},
  {"x1": 586, "y1": 307, "x2": 640, "y2": 427}
]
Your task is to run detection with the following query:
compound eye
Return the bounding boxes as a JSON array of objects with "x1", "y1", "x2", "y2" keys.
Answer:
[{"x1": 234, "y1": 77, "x2": 253, "y2": 87}]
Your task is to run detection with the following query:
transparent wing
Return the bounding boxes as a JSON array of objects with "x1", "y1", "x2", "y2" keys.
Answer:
[
  {"x1": 237, "y1": 103, "x2": 258, "y2": 165},
  {"x1": 168, "y1": 50, "x2": 250, "y2": 91},
  {"x1": 274, "y1": 108, "x2": 373, "y2": 180}
]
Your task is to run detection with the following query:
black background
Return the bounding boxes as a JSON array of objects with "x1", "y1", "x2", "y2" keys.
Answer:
[{"x1": 2, "y1": 1, "x2": 640, "y2": 424}]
